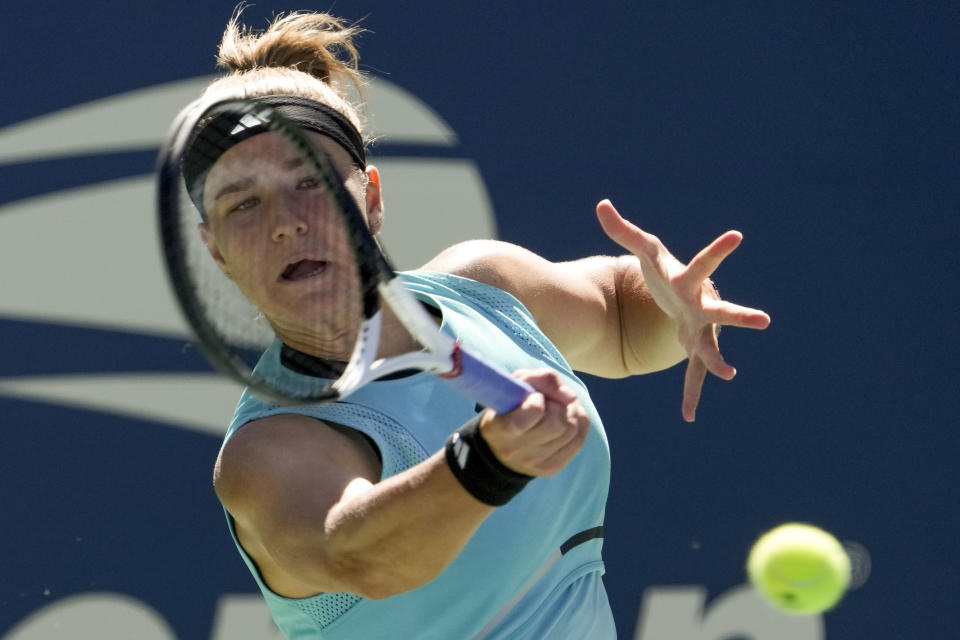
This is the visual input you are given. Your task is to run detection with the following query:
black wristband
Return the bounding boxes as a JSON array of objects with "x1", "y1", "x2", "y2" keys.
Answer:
[{"x1": 445, "y1": 414, "x2": 534, "y2": 506}]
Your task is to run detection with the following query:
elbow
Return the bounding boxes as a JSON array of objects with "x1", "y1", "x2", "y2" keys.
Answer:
[
  {"x1": 267, "y1": 538, "x2": 414, "y2": 600},
  {"x1": 336, "y1": 558, "x2": 402, "y2": 600},
  {"x1": 352, "y1": 579, "x2": 404, "y2": 601},
  {"x1": 319, "y1": 516, "x2": 448, "y2": 599},
  {"x1": 331, "y1": 553, "x2": 436, "y2": 600}
]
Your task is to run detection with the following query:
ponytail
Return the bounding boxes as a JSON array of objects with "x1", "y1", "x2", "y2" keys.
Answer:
[{"x1": 201, "y1": 9, "x2": 368, "y2": 137}]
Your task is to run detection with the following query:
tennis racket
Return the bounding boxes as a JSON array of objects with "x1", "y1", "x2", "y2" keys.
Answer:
[{"x1": 156, "y1": 97, "x2": 533, "y2": 412}]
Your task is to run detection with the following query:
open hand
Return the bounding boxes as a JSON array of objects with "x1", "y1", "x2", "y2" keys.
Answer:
[{"x1": 596, "y1": 199, "x2": 771, "y2": 422}]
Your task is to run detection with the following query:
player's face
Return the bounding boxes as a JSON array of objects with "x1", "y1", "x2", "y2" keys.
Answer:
[{"x1": 199, "y1": 131, "x2": 369, "y2": 351}]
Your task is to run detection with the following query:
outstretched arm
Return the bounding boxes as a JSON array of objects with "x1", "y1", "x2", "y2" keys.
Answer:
[
  {"x1": 424, "y1": 199, "x2": 770, "y2": 421},
  {"x1": 594, "y1": 199, "x2": 771, "y2": 420},
  {"x1": 215, "y1": 370, "x2": 588, "y2": 600}
]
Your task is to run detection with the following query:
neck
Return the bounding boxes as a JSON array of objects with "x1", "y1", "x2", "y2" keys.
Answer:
[{"x1": 275, "y1": 303, "x2": 434, "y2": 364}]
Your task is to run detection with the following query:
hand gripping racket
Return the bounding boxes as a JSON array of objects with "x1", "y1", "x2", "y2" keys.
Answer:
[{"x1": 156, "y1": 97, "x2": 533, "y2": 412}]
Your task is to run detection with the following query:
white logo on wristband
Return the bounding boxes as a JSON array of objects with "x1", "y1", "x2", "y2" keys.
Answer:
[{"x1": 451, "y1": 433, "x2": 470, "y2": 469}]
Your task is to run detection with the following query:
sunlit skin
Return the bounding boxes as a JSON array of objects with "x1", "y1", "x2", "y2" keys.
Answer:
[
  {"x1": 195, "y1": 129, "x2": 770, "y2": 415},
  {"x1": 198, "y1": 131, "x2": 407, "y2": 360}
]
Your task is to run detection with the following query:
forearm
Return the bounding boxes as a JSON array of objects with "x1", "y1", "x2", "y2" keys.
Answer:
[
  {"x1": 224, "y1": 377, "x2": 579, "y2": 601},
  {"x1": 320, "y1": 381, "x2": 569, "y2": 599},
  {"x1": 612, "y1": 255, "x2": 688, "y2": 375},
  {"x1": 420, "y1": 240, "x2": 686, "y2": 378},
  {"x1": 549, "y1": 255, "x2": 686, "y2": 378},
  {"x1": 322, "y1": 450, "x2": 495, "y2": 599}
]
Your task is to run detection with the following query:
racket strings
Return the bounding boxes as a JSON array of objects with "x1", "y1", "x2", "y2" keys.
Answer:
[{"x1": 172, "y1": 102, "x2": 367, "y2": 399}]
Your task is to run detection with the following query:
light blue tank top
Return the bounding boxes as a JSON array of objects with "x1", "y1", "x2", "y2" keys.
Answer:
[{"x1": 222, "y1": 271, "x2": 616, "y2": 639}]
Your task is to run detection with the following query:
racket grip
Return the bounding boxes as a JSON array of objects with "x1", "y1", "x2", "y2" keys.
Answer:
[{"x1": 442, "y1": 345, "x2": 535, "y2": 414}]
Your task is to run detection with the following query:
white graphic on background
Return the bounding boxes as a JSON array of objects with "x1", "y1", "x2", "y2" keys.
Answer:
[{"x1": 0, "y1": 76, "x2": 497, "y2": 426}]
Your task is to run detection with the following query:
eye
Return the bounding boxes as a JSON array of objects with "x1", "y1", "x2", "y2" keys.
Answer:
[
  {"x1": 297, "y1": 175, "x2": 324, "y2": 190},
  {"x1": 227, "y1": 197, "x2": 259, "y2": 214}
]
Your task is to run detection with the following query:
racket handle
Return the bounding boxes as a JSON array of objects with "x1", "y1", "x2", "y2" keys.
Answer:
[{"x1": 441, "y1": 345, "x2": 536, "y2": 414}]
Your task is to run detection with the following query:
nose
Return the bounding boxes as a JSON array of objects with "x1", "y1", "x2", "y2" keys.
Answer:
[{"x1": 270, "y1": 202, "x2": 309, "y2": 242}]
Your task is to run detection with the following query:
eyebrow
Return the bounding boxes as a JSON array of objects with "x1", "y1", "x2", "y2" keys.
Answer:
[
  {"x1": 212, "y1": 177, "x2": 254, "y2": 202},
  {"x1": 211, "y1": 156, "x2": 307, "y2": 202}
]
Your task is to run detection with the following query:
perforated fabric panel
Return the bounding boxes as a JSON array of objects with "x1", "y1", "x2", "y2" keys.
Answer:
[
  {"x1": 225, "y1": 271, "x2": 581, "y2": 633},
  {"x1": 283, "y1": 274, "x2": 574, "y2": 630},
  {"x1": 448, "y1": 277, "x2": 571, "y2": 373},
  {"x1": 293, "y1": 592, "x2": 363, "y2": 631},
  {"x1": 300, "y1": 402, "x2": 427, "y2": 477},
  {"x1": 284, "y1": 404, "x2": 427, "y2": 628}
]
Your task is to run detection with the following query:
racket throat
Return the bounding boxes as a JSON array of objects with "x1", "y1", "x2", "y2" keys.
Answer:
[
  {"x1": 333, "y1": 311, "x2": 384, "y2": 398},
  {"x1": 435, "y1": 342, "x2": 464, "y2": 379}
]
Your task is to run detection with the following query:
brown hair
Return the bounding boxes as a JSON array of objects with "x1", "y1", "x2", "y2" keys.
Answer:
[{"x1": 201, "y1": 9, "x2": 369, "y2": 139}]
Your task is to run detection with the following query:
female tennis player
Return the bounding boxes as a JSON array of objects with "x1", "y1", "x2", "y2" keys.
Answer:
[{"x1": 193, "y1": 11, "x2": 770, "y2": 639}]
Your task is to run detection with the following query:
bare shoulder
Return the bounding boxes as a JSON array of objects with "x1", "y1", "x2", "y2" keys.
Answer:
[
  {"x1": 213, "y1": 413, "x2": 381, "y2": 597},
  {"x1": 420, "y1": 240, "x2": 547, "y2": 300},
  {"x1": 214, "y1": 413, "x2": 380, "y2": 517},
  {"x1": 421, "y1": 240, "x2": 624, "y2": 376}
]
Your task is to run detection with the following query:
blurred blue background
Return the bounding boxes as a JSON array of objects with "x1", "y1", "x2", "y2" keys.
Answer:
[{"x1": 1, "y1": 2, "x2": 957, "y2": 638}]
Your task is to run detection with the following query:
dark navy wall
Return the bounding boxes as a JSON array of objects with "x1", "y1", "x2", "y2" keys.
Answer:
[{"x1": 2, "y1": 2, "x2": 957, "y2": 638}]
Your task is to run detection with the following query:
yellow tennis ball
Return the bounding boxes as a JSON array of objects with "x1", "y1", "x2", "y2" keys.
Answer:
[{"x1": 747, "y1": 523, "x2": 851, "y2": 615}]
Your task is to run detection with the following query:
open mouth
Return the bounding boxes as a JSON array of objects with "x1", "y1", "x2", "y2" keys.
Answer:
[{"x1": 281, "y1": 259, "x2": 329, "y2": 281}]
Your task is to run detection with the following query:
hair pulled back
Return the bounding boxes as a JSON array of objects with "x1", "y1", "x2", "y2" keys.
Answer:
[{"x1": 201, "y1": 9, "x2": 368, "y2": 136}]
